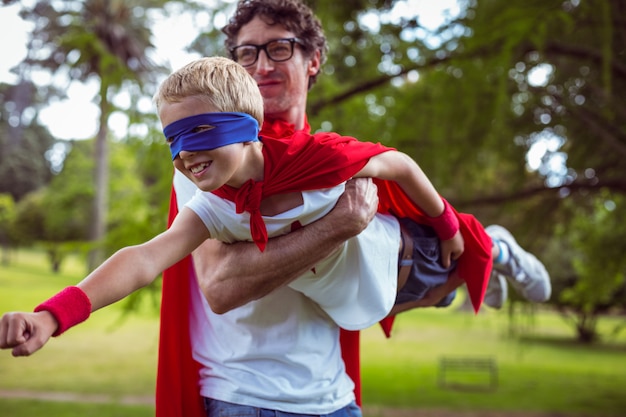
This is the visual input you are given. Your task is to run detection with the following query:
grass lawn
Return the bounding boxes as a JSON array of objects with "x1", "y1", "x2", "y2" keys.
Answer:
[
  {"x1": 1, "y1": 248, "x2": 625, "y2": 417},
  {"x1": 360, "y1": 307, "x2": 626, "y2": 416}
]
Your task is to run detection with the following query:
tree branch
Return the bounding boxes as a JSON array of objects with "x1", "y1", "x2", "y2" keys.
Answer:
[
  {"x1": 454, "y1": 178, "x2": 626, "y2": 207},
  {"x1": 309, "y1": 40, "x2": 626, "y2": 116},
  {"x1": 309, "y1": 54, "x2": 452, "y2": 116},
  {"x1": 542, "y1": 41, "x2": 626, "y2": 79}
]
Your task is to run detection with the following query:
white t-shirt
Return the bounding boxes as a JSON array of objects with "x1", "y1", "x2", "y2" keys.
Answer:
[
  {"x1": 185, "y1": 176, "x2": 399, "y2": 330},
  {"x1": 174, "y1": 170, "x2": 399, "y2": 413}
]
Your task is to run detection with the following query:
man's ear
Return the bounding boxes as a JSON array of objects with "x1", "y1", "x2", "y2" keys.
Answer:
[{"x1": 307, "y1": 49, "x2": 321, "y2": 77}]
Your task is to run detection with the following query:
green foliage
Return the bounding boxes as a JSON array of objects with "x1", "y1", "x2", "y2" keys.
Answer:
[
  {"x1": 305, "y1": 0, "x2": 626, "y2": 320},
  {"x1": 42, "y1": 141, "x2": 95, "y2": 243},
  {"x1": 554, "y1": 192, "x2": 626, "y2": 342},
  {"x1": 0, "y1": 82, "x2": 55, "y2": 201},
  {"x1": 0, "y1": 194, "x2": 16, "y2": 265},
  {"x1": 7, "y1": 133, "x2": 171, "y2": 276},
  {"x1": 112, "y1": 127, "x2": 173, "y2": 229},
  {"x1": 0, "y1": 194, "x2": 16, "y2": 236},
  {"x1": 106, "y1": 141, "x2": 160, "y2": 251},
  {"x1": 12, "y1": 190, "x2": 47, "y2": 246},
  {"x1": 9, "y1": 141, "x2": 95, "y2": 271}
]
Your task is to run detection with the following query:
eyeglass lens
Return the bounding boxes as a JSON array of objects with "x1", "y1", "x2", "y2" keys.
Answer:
[{"x1": 233, "y1": 39, "x2": 296, "y2": 67}]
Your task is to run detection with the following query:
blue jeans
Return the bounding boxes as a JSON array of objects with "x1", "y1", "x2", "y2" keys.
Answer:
[{"x1": 203, "y1": 398, "x2": 362, "y2": 417}]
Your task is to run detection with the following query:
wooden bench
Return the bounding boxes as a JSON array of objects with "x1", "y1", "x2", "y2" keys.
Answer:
[{"x1": 438, "y1": 356, "x2": 498, "y2": 391}]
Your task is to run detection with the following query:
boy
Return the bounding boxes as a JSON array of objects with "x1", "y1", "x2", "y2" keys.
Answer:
[
  {"x1": 0, "y1": 56, "x2": 484, "y2": 357},
  {"x1": 158, "y1": 57, "x2": 485, "y2": 330}
]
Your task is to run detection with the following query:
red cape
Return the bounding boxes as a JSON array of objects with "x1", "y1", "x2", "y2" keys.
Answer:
[
  {"x1": 212, "y1": 128, "x2": 391, "y2": 251},
  {"x1": 155, "y1": 119, "x2": 492, "y2": 416}
]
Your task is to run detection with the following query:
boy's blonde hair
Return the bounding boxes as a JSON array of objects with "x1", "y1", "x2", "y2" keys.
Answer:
[{"x1": 155, "y1": 56, "x2": 264, "y2": 126}]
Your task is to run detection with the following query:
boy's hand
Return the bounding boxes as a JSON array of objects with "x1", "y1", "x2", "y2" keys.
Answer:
[
  {"x1": 0, "y1": 311, "x2": 58, "y2": 357},
  {"x1": 440, "y1": 230, "x2": 464, "y2": 268}
]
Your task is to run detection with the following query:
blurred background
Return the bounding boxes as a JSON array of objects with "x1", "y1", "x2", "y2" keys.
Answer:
[{"x1": 0, "y1": 0, "x2": 624, "y2": 416}]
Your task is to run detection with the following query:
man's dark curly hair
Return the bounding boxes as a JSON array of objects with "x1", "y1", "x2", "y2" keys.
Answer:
[{"x1": 222, "y1": 0, "x2": 328, "y2": 88}]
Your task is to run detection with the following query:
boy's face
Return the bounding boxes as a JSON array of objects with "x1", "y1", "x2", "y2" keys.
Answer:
[
  {"x1": 235, "y1": 15, "x2": 320, "y2": 128},
  {"x1": 160, "y1": 97, "x2": 255, "y2": 191}
]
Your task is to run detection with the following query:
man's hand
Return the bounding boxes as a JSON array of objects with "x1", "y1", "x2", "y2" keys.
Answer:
[
  {"x1": 326, "y1": 177, "x2": 379, "y2": 239},
  {"x1": 0, "y1": 311, "x2": 58, "y2": 357}
]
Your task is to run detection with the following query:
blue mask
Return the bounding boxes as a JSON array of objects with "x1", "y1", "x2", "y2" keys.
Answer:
[{"x1": 163, "y1": 112, "x2": 259, "y2": 160}]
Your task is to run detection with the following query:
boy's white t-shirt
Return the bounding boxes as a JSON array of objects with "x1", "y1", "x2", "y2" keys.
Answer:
[
  {"x1": 173, "y1": 171, "x2": 399, "y2": 413},
  {"x1": 184, "y1": 176, "x2": 399, "y2": 330}
]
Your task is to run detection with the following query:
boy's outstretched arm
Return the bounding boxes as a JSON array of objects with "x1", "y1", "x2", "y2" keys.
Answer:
[
  {"x1": 194, "y1": 177, "x2": 380, "y2": 314},
  {"x1": 0, "y1": 209, "x2": 210, "y2": 357}
]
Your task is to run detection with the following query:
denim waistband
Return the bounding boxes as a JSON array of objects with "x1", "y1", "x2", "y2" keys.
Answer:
[{"x1": 202, "y1": 398, "x2": 362, "y2": 417}]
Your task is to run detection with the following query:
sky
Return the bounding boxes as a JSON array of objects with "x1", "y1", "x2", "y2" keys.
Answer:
[{"x1": 0, "y1": 0, "x2": 462, "y2": 140}]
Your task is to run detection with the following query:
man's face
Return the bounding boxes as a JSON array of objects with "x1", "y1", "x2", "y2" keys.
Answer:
[{"x1": 235, "y1": 16, "x2": 320, "y2": 127}]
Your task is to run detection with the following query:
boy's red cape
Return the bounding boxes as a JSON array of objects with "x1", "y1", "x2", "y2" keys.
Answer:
[{"x1": 155, "y1": 119, "x2": 492, "y2": 417}]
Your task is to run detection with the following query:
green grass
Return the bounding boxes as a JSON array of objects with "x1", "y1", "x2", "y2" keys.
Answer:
[
  {"x1": 0, "y1": 248, "x2": 159, "y2": 417},
  {"x1": 1, "y1": 248, "x2": 625, "y2": 416},
  {"x1": 360, "y1": 306, "x2": 626, "y2": 416}
]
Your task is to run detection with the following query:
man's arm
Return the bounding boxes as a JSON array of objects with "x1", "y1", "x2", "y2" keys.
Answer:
[{"x1": 194, "y1": 178, "x2": 379, "y2": 314}]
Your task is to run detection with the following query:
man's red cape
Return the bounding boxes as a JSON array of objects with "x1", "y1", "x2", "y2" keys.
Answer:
[{"x1": 155, "y1": 119, "x2": 492, "y2": 417}]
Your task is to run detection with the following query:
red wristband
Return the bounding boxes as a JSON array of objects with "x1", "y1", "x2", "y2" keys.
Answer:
[
  {"x1": 428, "y1": 198, "x2": 459, "y2": 241},
  {"x1": 34, "y1": 286, "x2": 92, "y2": 337}
]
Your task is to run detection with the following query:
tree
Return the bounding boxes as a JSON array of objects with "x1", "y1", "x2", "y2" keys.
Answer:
[
  {"x1": 0, "y1": 81, "x2": 55, "y2": 201},
  {"x1": 139, "y1": 1, "x2": 626, "y2": 333},
  {"x1": 14, "y1": 0, "x2": 167, "y2": 270},
  {"x1": 9, "y1": 140, "x2": 94, "y2": 272},
  {"x1": 9, "y1": 132, "x2": 173, "y2": 274},
  {"x1": 0, "y1": 194, "x2": 16, "y2": 265},
  {"x1": 552, "y1": 192, "x2": 626, "y2": 343},
  {"x1": 303, "y1": 0, "x2": 626, "y2": 341}
]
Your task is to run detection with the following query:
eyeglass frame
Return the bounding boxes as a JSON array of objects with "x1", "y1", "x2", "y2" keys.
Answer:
[{"x1": 229, "y1": 38, "x2": 304, "y2": 67}]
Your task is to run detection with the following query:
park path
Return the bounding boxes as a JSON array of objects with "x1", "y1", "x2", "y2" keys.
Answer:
[
  {"x1": 0, "y1": 389, "x2": 153, "y2": 406},
  {"x1": 0, "y1": 390, "x2": 591, "y2": 417}
]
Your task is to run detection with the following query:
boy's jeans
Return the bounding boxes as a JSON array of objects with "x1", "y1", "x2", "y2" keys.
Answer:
[{"x1": 203, "y1": 398, "x2": 362, "y2": 417}]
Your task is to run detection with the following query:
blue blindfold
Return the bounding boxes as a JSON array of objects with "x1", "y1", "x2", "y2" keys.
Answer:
[{"x1": 163, "y1": 112, "x2": 259, "y2": 160}]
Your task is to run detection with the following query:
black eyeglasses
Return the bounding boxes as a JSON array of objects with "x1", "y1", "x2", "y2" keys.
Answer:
[{"x1": 230, "y1": 38, "x2": 303, "y2": 67}]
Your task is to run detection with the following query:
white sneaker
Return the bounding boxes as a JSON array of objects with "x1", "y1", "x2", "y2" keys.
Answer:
[
  {"x1": 483, "y1": 271, "x2": 508, "y2": 309},
  {"x1": 486, "y1": 225, "x2": 551, "y2": 303}
]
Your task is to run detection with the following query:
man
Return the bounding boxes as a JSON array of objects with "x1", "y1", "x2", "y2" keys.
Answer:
[
  {"x1": 157, "y1": 3, "x2": 385, "y2": 415},
  {"x1": 157, "y1": 1, "x2": 551, "y2": 416}
]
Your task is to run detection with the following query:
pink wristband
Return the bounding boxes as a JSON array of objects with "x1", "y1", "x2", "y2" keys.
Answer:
[
  {"x1": 428, "y1": 198, "x2": 459, "y2": 241},
  {"x1": 34, "y1": 286, "x2": 92, "y2": 337}
]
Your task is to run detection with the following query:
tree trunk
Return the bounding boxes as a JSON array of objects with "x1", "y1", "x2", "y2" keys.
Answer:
[{"x1": 88, "y1": 84, "x2": 110, "y2": 271}]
